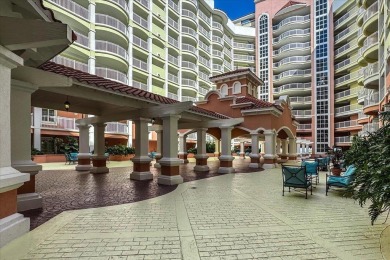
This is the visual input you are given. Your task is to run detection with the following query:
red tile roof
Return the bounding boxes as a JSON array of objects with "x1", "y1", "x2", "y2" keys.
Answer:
[
  {"x1": 209, "y1": 68, "x2": 251, "y2": 80},
  {"x1": 39, "y1": 62, "x2": 229, "y2": 119},
  {"x1": 235, "y1": 96, "x2": 281, "y2": 111}
]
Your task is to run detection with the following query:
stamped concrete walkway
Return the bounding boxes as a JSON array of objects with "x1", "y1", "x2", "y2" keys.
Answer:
[{"x1": 1, "y1": 166, "x2": 389, "y2": 260}]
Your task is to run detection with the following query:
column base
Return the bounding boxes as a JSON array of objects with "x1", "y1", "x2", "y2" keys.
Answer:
[
  {"x1": 263, "y1": 155, "x2": 277, "y2": 169},
  {"x1": 239, "y1": 152, "x2": 245, "y2": 158},
  {"x1": 17, "y1": 193, "x2": 42, "y2": 212},
  {"x1": 249, "y1": 163, "x2": 261, "y2": 169},
  {"x1": 194, "y1": 154, "x2": 209, "y2": 172},
  {"x1": 76, "y1": 154, "x2": 91, "y2": 171},
  {"x1": 157, "y1": 175, "x2": 183, "y2": 185},
  {"x1": 288, "y1": 155, "x2": 297, "y2": 160},
  {"x1": 0, "y1": 213, "x2": 30, "y2": 248},
  {"x1": 218, "y1": 155, "x2": 235, "y2": 174},
  {"x1": 131, "y1": 156, "x2": 152, "y2": 181},
  {"x1": 130, "y1": 172, "x2": 153, "y2": 181},
  {"x1": 90, "y1": 155, "x2": 109, "y2": 174},
  {"x1": 249, "y1": 154, "x2": 260, "y2": 168},
  {"x1": 178, "y1": 153, "x2": 189, "y2": 164},
  {"x1": 194, "y1": 165, "x2": 210, "y2": 171},
  {"x1": 154, "y1": 155, "x2": 162, "y2": 168}
]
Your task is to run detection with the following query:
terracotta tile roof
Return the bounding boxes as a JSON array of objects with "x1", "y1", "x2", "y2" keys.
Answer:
[
  {"x1": 209, "y1": 68, "x2": 251, "y2": 80},
  {"x1": 39, "y1": 62, "x2": 229, "y2": 119},
  {"x1": 236, "y1": 96, "x2": 281, "y2": 111}
]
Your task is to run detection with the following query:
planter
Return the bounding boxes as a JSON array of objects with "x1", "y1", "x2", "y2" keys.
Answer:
[
  {"x1": 109, "y1": 154, "x2": 135, "y2": 161},
  {"x1": 187, "y1": 153, "x2": 195, "y2": 158},
  {"x1": 331, "y1": 167, "x2": 342, "y2": 176},
  {"x1": 32, "y1": 154, "x2": 67, "y2": 163}
]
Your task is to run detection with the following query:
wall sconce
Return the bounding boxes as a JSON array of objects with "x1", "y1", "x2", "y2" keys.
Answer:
[
  {"x1": 64, "y1": 96, "x2": 70, "y2": 111},
  {"x1": 151, "y1": 118, "x2": 155, "y2": 125}
]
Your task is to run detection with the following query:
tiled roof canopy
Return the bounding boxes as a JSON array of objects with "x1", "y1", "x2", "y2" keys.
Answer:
[
  {"x1": 236, "y1": 96, "x2": 282, "y2": 111},
  {"x1": 39, "y1": 62, "x2": 229, "y2": 119}
]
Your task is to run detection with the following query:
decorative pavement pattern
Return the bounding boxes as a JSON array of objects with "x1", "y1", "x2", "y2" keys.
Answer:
[
  {"x1": 1, "y1": 164, "x2": 388, "y2": 260},
  {"x1": 23, "y1": 159, "x2": 260, "y2": 230}
]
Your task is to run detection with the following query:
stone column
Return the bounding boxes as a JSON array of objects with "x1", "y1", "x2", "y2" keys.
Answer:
[
  {"x1": 11, "y1": 80, "x2": 43, "y2": 212},
  {"x1": 90, "y1": 123, "x2": 109, "y2": 174},
  {"x1": 0, "y1": 46, "x2": 30, "y2": 247},
  {"x1": 218, "y1": 127, "x2": 235, "y2": 174},
  {"x1": 154, "y1": 129, "x2": 162, "y2": 168},
  {"x1": 130, "y1": 118, "x2": 153, "y2": 180},
  {"x1": 194, "y1": 128, "x2": 209, "y2": 172},
  {"x1": 280, "y1": 139, "x2": 289, "y2": 160},
  {"x1": 178, "y1": 134, "x2": 188, "y2": 164},
  {"x1": 297, "y1": 141, "x2": 302, "y2": 157},
  {"x1": 263, "y1": 130, "x2": 277, "y2": 169},
  {"x1": 239, "y1": 141, "x2": 245, "y2": 158},
  {"x1": 276, "y1": 138, "x2": 281, "y2": 156},
  {"x1": 214, "y1": 139, "x2": 220, "y2": 157},
  {"x1": 33, "y1": 107, "x2": 42, "y2": 150},
  {"x1": 260, "y1": 141, "x2": 265, "y2": 157},
  {"x1": 158, "y1": 115, "x2": 183, "y2": 185},
  {"x1": 288, "y1": 137, "x2": 298, "y2": 160},
  {"x1": 76, "y1": 124, "x2": 91, "y2": 171},
  {"x1": 249, "y1": 133, "x2": 260, "y2": 168}
]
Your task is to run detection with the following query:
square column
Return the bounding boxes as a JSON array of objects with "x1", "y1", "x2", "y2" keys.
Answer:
[
  {"x1": 0, "y1": 46, "x2": 30, "y2": 248},
  {"x1": 90, "y1": 123, "x2": 109, "y2": 174},
  {"x1": 32, "y1": 107, "x2": 42, "y2": 150},
  {"x1": 239, "y1": 141, "x2": 245, "y2": 158},
  {"x1": 194, "y1": 128, "x2": 209, "y2": 172},
  {"x1": 158, "y1": 115, "x2": 183, "y2": 185},
  {"x1": 288, "y1": 137, "x2": 297, "y2": 160},
  {"x1": 130, "y1": 118, "x2": 153, "y2": 180},
  {"x1": 218, "y1": 127, "x2": 235, "y2": 174},
  {"x1": 263, "y1": 130, "x2": 277, "y2": 169},
  {"x1": 76, "y1": 124, "x2": 91, "y2": 171},
  {"x1": 214, "y1": 139, "x2": 220, "y2": 157},
  {"x1": 276, "y1": 138, "x2": 281, "y2": 156},
  {"x1": 280, "y1": 139, "x2": 289, "y2": 160},
  {"x1": 249, "y1": 134, "x2": 260, "y2": 168},
  {"x1": 154, "y1": 129, "x2": 163, "y2": 168},
  {"x1": 11, "y1": 80, "x2": 43, "y2": 212},
  {"x1": 178, "y1": 134, "x2": 188, "y2": 164}
]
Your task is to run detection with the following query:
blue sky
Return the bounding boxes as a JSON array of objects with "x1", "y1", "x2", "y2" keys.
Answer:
[
  {"x1": 214, "y1": 0, "x2": 347, "y2": 21},
  {"x1": 214, "y1": 0, "x2": 255, "y2": 21}
]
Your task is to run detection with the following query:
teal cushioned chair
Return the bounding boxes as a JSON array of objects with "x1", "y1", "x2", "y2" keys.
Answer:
[
  {"x1": 326, "y1": 165, "x2": 356, "y2": 195},
  {"x1": 301, "y1": 160, "x2": 319, "y2": 185},
  {"x1": 317, "y1": 157, "x2": 330, "y2": 171},
  {"x1": 282, "y1": 165, "x2": 312, "y2": 199}
]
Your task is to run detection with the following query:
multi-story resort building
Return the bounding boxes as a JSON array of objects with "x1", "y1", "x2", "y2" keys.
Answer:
[{"x1": 30, "y1": 0, "x2": 389, "y2": 155}]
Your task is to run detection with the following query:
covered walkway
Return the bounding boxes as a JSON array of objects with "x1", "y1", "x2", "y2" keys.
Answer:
[{"x1": 1, "y1": 167, "x2": 388, "y2": 260}]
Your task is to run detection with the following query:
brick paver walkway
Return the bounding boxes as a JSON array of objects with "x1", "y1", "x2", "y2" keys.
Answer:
[
  {"x1": 23, "y1": 158, "x2": 260, "y2": 230},
  {"x1": 1, "y1": 165, "x2": 388, "y2": 260}
]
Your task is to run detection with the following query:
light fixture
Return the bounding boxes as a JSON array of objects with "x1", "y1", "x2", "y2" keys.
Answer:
[
  {"x1": 151, "y1": 118, "x2": 155, "y2": 125},
  {"x1": 64, "y1": 96, "x2": 70, "y2": 111}
]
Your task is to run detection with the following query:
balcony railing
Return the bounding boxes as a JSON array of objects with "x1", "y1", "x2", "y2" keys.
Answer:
[
  {"x1": 182, "y1": 43, "x2": 197, "y2": 55},
  {"x1": 96, "y1": 67, "x2": 127, "y2": 84},
  {"x1": 234, "y1": 54, "x2": 255, "y2": 61},
  {"x1": 358, "y1": 111, "x2": 369, "y2": 119},
  {"x1": 168, "y1": 54, "x2": 179, "y2": 66},
  {"x1": 335, "y1": 40, "x2": 357, "y2": 56},
  {"x1": 335, "y1": 25, "x2": 357, "y2": 42},
  {"x1": 168, "y1": 73, "x2": 179, "y2": 84},
  {"x1": 212, "y1": 22, "x2": 223, "y2": 31},
  {"x1": 335, "y1": 55, "x2": 358, "y2": 70},
  {"x1": 363, "y1": 2, "x2": 378, "y2": 23},
  {"x1": 105, "y1": 122, "x2": 129, "y2": 134},
  {"x1": 132, "y1": 80, "x2": 148, "y2": 91},
  {"x1": 272, "y1": 15, "x2": 310, "y2": 31},
  {"x1": 212, "y1": 36, "x2": 223, "y2": 44},
  {"x1": 273, "y1": 29, "x2": 310, "y2": 44},
  {"x1": 96, "y1": 40, "x2": 128, "y2": 59},
  {"x1": 335, "y1": 136, "x2": 352, "y2": 143},
  {"x1": 199, "y1": 11, "x2": 211, "y2": 24},
  {"x1": 213, "y1": 64, "x2": 223, "y2": 71},
  {"x1": 96, "y1": 14, "x2": 127, "y2": 34},
  {"x1": 273, "y1": 55, "x2": 310, "y2": 67},
  {"x1": 335, "y1": 88, "x2": 358, "y2": 100},
  {"x1": 335, "y1": 71, "x2": 360, "y2": 86},
  {"x1": 182, "y1": 78, "x2": 197, "y2": 89},
  {"x1": 133, "y1": 13, "x2": 148, "y2": 29},
  {"x1": 74, "y1": 32, "x2": 89, "y2": 47},
  {"x1": 199, "y1": 56, "x2": 210, "y2": 67},
  {"x1": 48, "y1": 0, "x2": 88, "y2": 19},
  {"x1": 132, "y1": 58, "x2": 148, "y2": 71},
  {"x1": 199, "y1": 26, "x2": 210, "y2": 39},
  {"x1": 168, "y1": 92, "x2": 179, "y2": 100},
  {"x1": 234, "y1": 66, "x2": 255, "y2": 72},
  {"x1": 364, "y1": 92, "x2": 379, "y2": 107},
  {"x1": 274, "y1": 69, "x2": 311, "y2": 80},
  {"x1": 182, "y1": 61, "x2": 197, "y2": 71},
  {"x1": 274, "y1": 83, "x2": 311, "y2": 93},
  {"x1": 182, "y1": 96, "x2": 196, "y2": 102},
  {"x1": 168, "y1": 17, "x2": 179, "y2": 30},
  {"x1": 182, "y1": 9, "x2": 197, "y2": 21},
  {"x1": 212, "y1": 50, "x2": 223, "y2": 58},
  {"x1": 335, "y1": 120, "x2": 359, "y2": 129},
  {"x1": 273, "y1": 42, "x2": 310, "y2": 55},
  {"x1": 199, "y1": 87, "x2": 208, "y2": 95},
  {"x1": 234, "y1": 42, "x2": 255, "y2": 50},
  {"x1": 363, "y1": 62, "x2": 379, "y2": 78},
  {"x1": 297, "y1": 124, "x2": 311, "y2": 130},
  {"x1": 362, "y1": 122, "x2": 379, "y2": 133},
  {"x1": 52, "y1": 56, "x2": 88, "y2": 72},
  {"x1": 168, "y1": 0, "x2": 179, "y2": 12},
  {"x1": 290, "y1": 96, "x2": 311, "y2": 103},
  {"x1": 292, "y1": 110, "x2": 311, "y2": 117},
  {"x1": 334, "y1": 7, "x2": 358, "y2": 27},
  {"x1": 133, "y1": 35, "x2": 148, "y2": 50},
  {"x1": 168, "y1": 35, "x2": 179, "y2": 48},
  {"x1": 199, "y1": 41, "x2": 210, "y2": 52},
  {"x1": 199, "y1": 71, "x2": 210, "y2": 81},
  {"x1": 134, "y1": 0, "x2": 149, "y2": 9},
  {"x1": 108, "y1": 0, "x2": 128, "y2": 11},
  {"x1": 224, "y1": 61, "x2": 232, "y2": 69},
  {"x1": 223, "y1": 35, "x2": 232, "y2": 45},
  {"x1": 361, "y1": 32, "x2": 378, "y2": 54},
  {"x1": 335, "y1": 104, "x2": 362, "y2": 115},
  {"x1": 182, "y1": 26, "x2": 197, "y2": 38}
]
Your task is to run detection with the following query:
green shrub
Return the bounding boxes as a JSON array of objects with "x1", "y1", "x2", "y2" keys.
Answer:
[
  {"x1": 31, "y1": 148, "x2": 44, "y2": 155},
  {"x1": 106, "y1": 145, "x2": 135, "y2": 155},
  {"x1": 187, "y1": 147, "x2": 197, "y2": 154},
  {"x1": 206, "y1": 142, "x2": 215, "y2": 153}
]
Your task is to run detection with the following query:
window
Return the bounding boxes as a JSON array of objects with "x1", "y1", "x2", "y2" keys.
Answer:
[
  {"x1": 220, "y1": 84, "x2": 228, "y2": 96},
  {"x1": 42, "y1": 109, "x2": 56, "y2": 123},
  {"x1": 233, "y1": 82, "x2": 241, "y2": 94}
]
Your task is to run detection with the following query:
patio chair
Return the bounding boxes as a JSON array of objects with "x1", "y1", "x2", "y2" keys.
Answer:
[
  {"x1": 317, "y1": 157, "x2": 330, "y2": 171},
  {"x1": 69, "y1": 153, "x2": 78, "y2": 164},
  {"x1": 104, "y1": 152, "x2": 110, "y2": 163},
  {"x1": 301, "y1": 160, "x2": 319, "y2": 185},
  {"x1": 326, "y1": 165, "x2": 356, "y2": 196},
  {"x1": 282, "y1": 165, "x2": 312, "y2": 199}
]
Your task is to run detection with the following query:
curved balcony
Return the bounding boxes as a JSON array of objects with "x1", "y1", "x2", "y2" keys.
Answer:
[
  {"x1": 134, "y1": 0, "x2": 149, "y2": 10},
  {"x1": 234, "y1": 42, "x2": 255, "y2": 51},
  {"x1": 212, "y1": 22, "x2": 224, "y2": 34},
  {"x1": 133, "y1": 13, "x2": 148, "y2": 30},
  {"x1": 96, "y1": 40, "x2": 128, "y2": 60},
  {"x1": 357, "y1": 111, "x2": 369, "y2": 124},
  {"x1": 199, "y1": 41, "x2": 210, "y2": 54},
  {"x1": 234, "y1": 54, "x2": 255, "y2": 63},
  {"x1": 273, "y1": 82, "x2": 311, "y2": 96},
  {"x1": 133, "y1": 35, "x2": 148, "y2": 52},
  {"x1": 360, "y1": 122, "x2": 379, "y2": 135},
  {"x1": 363, "y1": 92, "x2": 379, "y2": 115},
  {"x1": 168, "y1": 35, "x2": 179, "y2": 49},
  {"x1": 212, "y1": 64, "x2": 223, "y2": 74},
  {"x1": 297, "y1": 124, "x2": 312, "y2": 132},
  {"x1": 363, "y1": 62, "x2": 379, "y2": 88},
  {"x1": 362, "y1": 2, "x2": 378, "y2": 35},
  {"x1": 335, "y1": 136, "x2": 352, "y2": 145},
  {"x1": 73, "y1": 31, "x2": 89, "y2": 49},
  {"x1": 290, "y1": 96, "x2": 312, "y2": 107},
  {"x1": 182, "y1": 43, "x2": 197, "y2": 58},
  {"x1": 168, "y1": 17, "x2": 179, "y2": 32},
  {"x1": 47, "y1": 0, "x2": 89, "y2": 24},
  {"x1": 335, "y1": 88, "x2": 359, "y2": 102},
  {"x1": 52, "y1": 56, "x2": 88, "y2": 72},
  {"x1": 182, "y1": 96, "x2": 197, "y2": 102},
  {"x1": 182, "y1": 26, "x2": 197, "y2": 42},
  {"x1": 335, "y1": 40, "x2": 358, "y2": 59},
  {"x1": 273, "y1": 42, "x2": 310, "y2": 60},
  {"x1": 335, "y1": 55, "x2": 358, "y2": 73},
  {"x1": 199, "y1": 56, "x2": 210, "y2": 68},
  {"x1": 272, "y1": 15, "x2": 310, "y2": 35},
  {"x1": 199, "y1": 11, "x2": 211, "y2": 26},
  {"x1": 168, "y1": 54, "x2": 179, "y2": 67},
  {"x1": 212, "y1": 35, "x2": 224, "y2": 45},
  {"x1": 212, "y1": 50, "x2": 223, "y2": 60},
  {"x1": 96, "y1": 67, "x2": 127, "y2": 84},
  {"x1": 357, "y1": 88, "x2": 367, "y2": 104},
  {"x1": 181, "y1": 78, "x2": 197, "y2": 90},
  {"x1": 199, "y1": 26, "x2": 211, "y2": 41},
  {"x1": 96, "y1": 14, "x2": 127, "y2": 36},
  {"x1": 335, "y1": 25, "x2": 357, "y2": 44},
  {"x1": 181, "y1": 61, "x2": 197, "y2": 73},
  {"x1": 106, "y1": 0, "x2": 128, "y2": 13},
  {"x1": 357, "y1": 7, "x2": 365, "y2": 26},
  {"x1": 132, "y1": 80, "x2": 148, "y2": 91},
  {"x1": 273, "y1": 29, "x2": 310, "y2": 47},
  {"x1": 273, "y1": 55, "x2": 310, "y2": 72},
  {"x1": 183, "y1": 0, "x2": 197, "y2": 8},
  {"x1": 335, "y1": 71, "x2": 360, "y2": 88},
  {"x1": 96, "y1": 0, "x2": 129, "y2": 23},
  {"x1": 168, "y1": 73, "x2": 179, "y2": 85},
  {"x1": 335, "y1": 104, "x2": 362, "y2": 117},
  {"x1": 168, "y1": 0, "x2": 179, "y2": 14},
  {"x1": 182, "y1": 9, "x2": 197, "y2": 25},
  {"x1": 199, "y1": 71, "x2": 211, "y2": 83},
  {"x1": 335, "y1": 7, "x2": 358, "y2": 30},
  {"x1": 335, "y1": 120, "x2": 362, "y2": 132},
  {"x1": 132, "y1": 57, "x2": 148, "y2": 72},
  {"x1": 360, "y1": 32, "x2": 378, "y2": 63},
  {"x1": 292, "y1": 110, "x2": 311, "y2": 119},
  {"x1": 273, "y1": 69, "x2": 311, "y2": 85}
]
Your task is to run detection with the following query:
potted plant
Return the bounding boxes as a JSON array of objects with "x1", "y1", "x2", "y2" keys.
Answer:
[{"x1": 327, "y1": 146, "x2": 343, "y2": 176}]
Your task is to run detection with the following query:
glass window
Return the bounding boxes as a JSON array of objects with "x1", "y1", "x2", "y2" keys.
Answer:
[{"x1": 42, "y1": 109, "x2": 56, "y2": 122}]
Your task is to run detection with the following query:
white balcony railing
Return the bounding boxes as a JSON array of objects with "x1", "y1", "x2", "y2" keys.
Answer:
[
  {"x1": 234, "y1": 54, "x2": 255, "y2": 61},
  {"x1": 96, "y1": 67, "x2": 127, "y2": 84},
  {"x1": 297, "y1": 124, "x2": 312, "y2": 130},
  {"x1": 212, "y1": 50, "x2": 223, "y2": 58},
  {"x1": 132, "y1": 80, "x2": 148, "y2": 91},
  {"x1": 95, "y1": 40, "x2": 128, "y2": 59},
  {"x1": 273, "y1": 42, "x2": 310, "y2": 55},
  {"x1": 132, "y1": 57, "x2": 148, "y2": 71},
  {"x1": 134, "y1": 0, "x2": 149, "y2": 9},
  {"x1": 168, "y1": 35, "x2": 179, "y2": 48},
  {"x1": 48, "y1": 0, "x2": 88, "y2": 19},
  {"x1": 108, "y1": 0, "x2": 128, "y2": 11},
  {"x1": 168, "y1": 92, "x2": 179, "y2": 100},
  {"x1": 335, "y1": 104, "x2": 362, "y2": 115},
  {"x1": 168, "y1": 54, "x2": 179, "y2": 66},
  {"x1": 212, "y1": 22, "x2": 223, "y2": 31},
  {"x1": 198, "y1": 11, "x2": 211, "y2": 24},
  {"x1": 274, "y1": 69, "x2": 311, "y2": 80},
  {"x1": 133, "y1": 13, "x2": 148, "y2": 29},
  {"x1": 273, "y1": 55, "x2": 310, "y2": 67},
  {"x1": 363, "y1": 62, "x2": 379, "y2": 78},
  {"x1": 96, "y1": 14, "x2": 127, "y2": 34},
  {"x1": 182, "y1": 78, "x2": 197, "y2": 89},
  {"x1": 182, "y1": 43, "x2": 197, "y2": 55},
  {"x1": 335, "y1": 136, "x2": 352, "y2": 143},
  {"x1": 273, "y1": 83, "x2": 311, "y2": 94},
  {"x1": 74, "y1": 32, "x2": 89, "y2": 47},
  {"x1": 335, "y1": 88, "x2": 358, "y2": 100},
  {"x1": 364, "y1": 92, "x2": 379, "y2": 107},
  {"x1": 168, "y1": 73, "x2": 179, "y2": 84},
  {"x1": 273, "y1": 15, "x2": 310, "y2": 31},
  {"x1": 212, "y1": 36, "x2": 223, "y2": 44},
  {"x1": 273, "y1": 29, "x2": 310, "y2": 44},
  {"x1": 335, "y1": 120, "x2": 359, "y2": 129},
  {"x1": 363, "y1": 2, "x2": 378, "y2": 23},
  {"x1": 335, "y1": 55, "x2": 358, "y2": 70},
  {"x1": 182, "y1": 61, "x2": 197, "y2": 71},
  {"x1": 199, "y1": 56, "x2": 210, "y2": 67},
  {"x1": 168, "y1": 0, "x2": 179, "y2": 12},
  {"x1": 290, "y1": 96, "x2": 311, "y2": 103},
  {"x1": 182, "y1": 9, "x2": 197, "y2": 21},
  {"x1": 334, "y1": 7, "x2": 358, "y2": 27},
  {"x1": 335, "y1": 25, "x2": 357, "y2": 42},
  {"x1": 133, "y1": 35, "x2": 148, "y2": 50},
  {"x1": 199, "y1": 41, "x2": 210, "y2": 52},
  {"x1": 199, "y1": 26, "x2": 210, "y2": 39},
  {"x1": 234, "y1": 42, "x2": 255, "y2": 50},
  {"x1": 292, "y1": 110, "x2": 311, "y2": 117},
  {"x1": 199, "y1": 71, "x2": 210, "y2": 81},
  {"x1": 105, "y1": 122, "x2": 129, "y2": 134},
  {"x1": 182, "y1": 26, "x2": 197, "y2": 38},
  {"x1": 52, "y1": 56, "x2": 88, "y2": 72},
  {"x1": 168, "y1": 17, "x2": 179, "y2": 30}
]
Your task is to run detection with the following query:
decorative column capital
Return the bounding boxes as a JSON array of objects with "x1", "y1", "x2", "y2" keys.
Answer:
[
  {"x1": 264, "y1": 129, "x2": 276, "y2": 136},
  {"x1": 76, "y1": 124, "x2": 91, "y2": 130}
]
